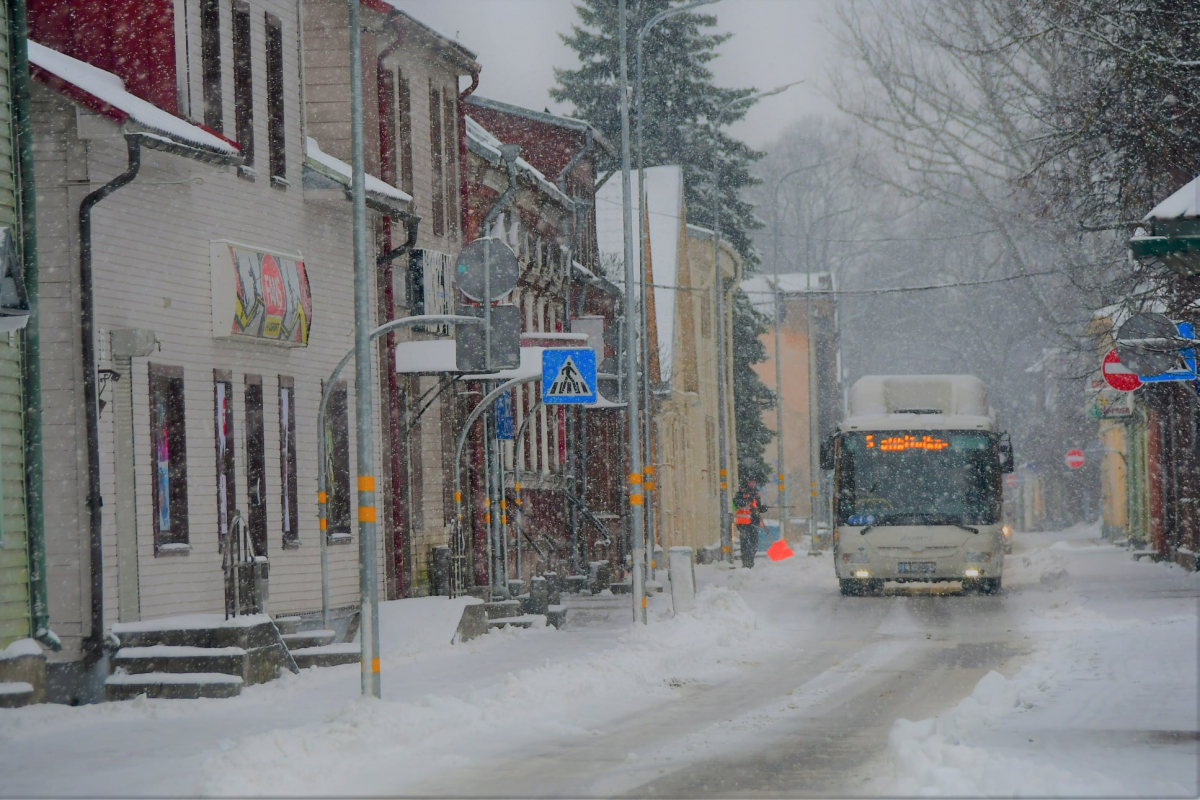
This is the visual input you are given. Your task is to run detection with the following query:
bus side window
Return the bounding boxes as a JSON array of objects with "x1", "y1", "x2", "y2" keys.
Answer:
[{"x1": 820, "y1": 435, "x2": 836, "y2": 470}]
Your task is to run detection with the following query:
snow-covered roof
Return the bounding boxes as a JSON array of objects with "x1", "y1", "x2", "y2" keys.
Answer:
[
  {"x1": 739, "y1": 273, "x2": 834, "y2": 315},
  {"x1": 1145, "y1": 175, "x2": 1200, "y2": 220},
  {"x1": 464, "y1": 116, "x2": 571, "y2": 207},
  {"x1": 29, "y1": 40, "x2": 238, "y2": 155},
  {"x1": 595, "y1": 165, "x2": 685, "y2": 384},
  {"x1": 465, "y1": 95, "x2": 617, "y2": 157},
  {"x1": 305, "y1": 137, "x2": 412, "y2": 206}
]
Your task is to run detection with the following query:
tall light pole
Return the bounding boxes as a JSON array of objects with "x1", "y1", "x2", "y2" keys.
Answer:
[
  {"x1": 711, "y1": 81, "x2": 800, "y2": 562},
  {"x1": 635, "y1": 0, "x2": 718, "y2": 584},
  {"x1": 348, "y1": 0, "x2": 380, "y2": 697},
  {"x1": 619, "y1": 0, "x2": 646, "y2": 623},
  {"x1": 767, "y1": 161, "x2": 825, "y2": 543}
]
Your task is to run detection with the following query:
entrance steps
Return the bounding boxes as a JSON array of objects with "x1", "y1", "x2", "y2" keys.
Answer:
[{"x1": 105, "y1": 615, "x2": 297, "y2": 701}]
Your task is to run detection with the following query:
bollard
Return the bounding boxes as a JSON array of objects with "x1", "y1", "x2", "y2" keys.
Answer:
[
  {"x1": 669, "y1": 546, "x2": 696, "y2": 615},
  {"x1": 527, "y1": 576, "x2": 550, "y2": 615},
  {"x1": 544, "y1": 571, "x2": 562, "y2": 606}
]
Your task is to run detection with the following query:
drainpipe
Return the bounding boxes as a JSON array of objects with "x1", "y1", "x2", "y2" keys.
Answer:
[
  {"x1": 12, "y1": 0, "x2": 59, "y2": 650},
  {"x1": 481, "y1": 145, "x2": 521, "y2": 234},
  {"x1": 458, "y1": 70, "x2": 479, "y2": 239},
  {"x1": 78, "y1": 134, "x2": 240, "y2": 654}
]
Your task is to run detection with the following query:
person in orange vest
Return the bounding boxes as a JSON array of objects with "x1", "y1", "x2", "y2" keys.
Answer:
[{"x1": 733, "y1": 478, "x2": 767, "y2": 568}]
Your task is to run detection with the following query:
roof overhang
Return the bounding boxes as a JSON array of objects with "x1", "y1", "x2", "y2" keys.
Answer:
[
  {"x1": 1129, "y1": 219, "x2": 1200, "y2": 277},
  {"x1": 466, "y1": 95, "x2": 617, "y2": 157},
  {"x1": 305, "y1": 137, "x2": 414, "y2": 217}
]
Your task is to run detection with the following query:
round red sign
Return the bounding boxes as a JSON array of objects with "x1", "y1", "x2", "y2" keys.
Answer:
[
  {"x1": 1102, "y1": 349, "x2": 1141, "y2": 392},
  {"x1": 1065, "y1": 449, "x2": 1085, "y2": 469}
]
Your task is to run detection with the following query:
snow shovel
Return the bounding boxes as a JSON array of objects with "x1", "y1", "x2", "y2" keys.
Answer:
[{"x1": 767, "y1": 538, "x2": 794, "y2": 561}]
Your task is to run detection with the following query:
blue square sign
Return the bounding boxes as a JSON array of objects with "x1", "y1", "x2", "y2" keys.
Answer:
[{"x1": 541, "y1": 348, "x2": 597, "y2": 405}]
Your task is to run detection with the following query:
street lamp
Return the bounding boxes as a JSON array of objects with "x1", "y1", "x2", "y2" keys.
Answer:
[
  {"x1": 635, "y1": 0, "x2": 719, "y2": 583},
  {"x1": 766, "y1": 160, "x2": 826, "y2": 547},
  {"x1": 711, "y1": 81, "x2": 801, "y2": 562}
]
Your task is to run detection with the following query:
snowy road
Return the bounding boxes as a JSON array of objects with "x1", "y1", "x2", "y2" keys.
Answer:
[{"x1": 1, "y1": 524, "x2": 1196, "y2": 797}]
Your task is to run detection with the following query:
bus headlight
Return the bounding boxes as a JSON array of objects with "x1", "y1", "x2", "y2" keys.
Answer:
[
  {"x1": 964, "y1": 552, "x2": 992, "y2": 563},
  {"x1": 963, "y1": 568, "x2": 981, "y2": 578},
  {"x1": 854, "y1": 570, "x2": 871, "y2": 579}
]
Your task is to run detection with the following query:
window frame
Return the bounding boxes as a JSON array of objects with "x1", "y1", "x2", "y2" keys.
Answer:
[
  {"x1": 324, "y1": 381, "x2": 351, "y2": 537},
  {"x1": 265, "y1": 13, "x2": 286, "y2": 182},
  {"x1": 279, "y1": 376, "x2": 300, "y2": 548},
  {"x1": 149, "y1": 364, "x2": 190, "y2": 552},
  {"x1": 199, "y1": 0, "x2": 223, "y2": 133},
  {"x1": 429, "y1": 81, "x2": 445, "y2": 236},
  {"x1": 214, "y1": 370, "x2": 237, "y2": 552},
  {"x1": 232, "y1": 1, "x2": 254, "y2": 167}
]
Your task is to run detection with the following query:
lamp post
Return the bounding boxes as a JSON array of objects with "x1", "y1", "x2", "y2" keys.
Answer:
[
  {"x1": 635, "y1": 0, "x2": 718, "y2": 584},
  {"x1": 618, "y1": 0, "x2": 646, "y2": 623},
  {"x1": 711, "y1": 81, "x2": 801, "y2": 562},
  {"x1": 767, "y1": 160, "x2": 825, "y2": 545}
]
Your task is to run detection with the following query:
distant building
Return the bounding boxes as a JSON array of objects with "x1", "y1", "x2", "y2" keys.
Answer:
[{"x1": 739, "y1": 273, "x2": 841, "y2": 533}]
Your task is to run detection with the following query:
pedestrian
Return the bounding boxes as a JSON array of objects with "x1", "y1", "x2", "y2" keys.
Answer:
[{"x1": 733, "y1": 478, "x2": 767, "y2": 568}]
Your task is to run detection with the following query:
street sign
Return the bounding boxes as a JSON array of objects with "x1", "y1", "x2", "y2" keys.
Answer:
[
  {"x1": 541, "y1": 348, "x2": 597, "y2": 404},
  {"x1": 1116, "y1": 312, "x2": 1191, "y2": 376},
  {"x1": 1092, "y1": 387, "x2": 1134, "y2": 419},
  {"x1": 1101, "y1": 349, "x2": 1141, "y2": 391},
  {"x1": 1005, "y1": 473, "x2": 1017, "y2": 489},
  {"x1": 455, "y1": 303, "x2": 520, "y2": 371},
  {"x1": 1138, "y1": 321, "x2": 1197, "y2": 384},
  {"x1": 495, "y1": 393, "x2": 513, "y2": 440},
  {"x1": 1065, "y1": 449, "x2": 1085, "y2": 469},
  {"x1": 455, "y1": 238, "x2": 519, "y2": 302}
]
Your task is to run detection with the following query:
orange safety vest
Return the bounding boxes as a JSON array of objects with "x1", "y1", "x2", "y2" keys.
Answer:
[{"x1": 735, "y1": 508, "x2": 752, "y2": 525}]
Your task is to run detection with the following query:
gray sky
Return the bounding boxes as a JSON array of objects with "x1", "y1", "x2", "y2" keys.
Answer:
[{"x1": 389, "y1": 0, "x2": 843, "y2": 149}]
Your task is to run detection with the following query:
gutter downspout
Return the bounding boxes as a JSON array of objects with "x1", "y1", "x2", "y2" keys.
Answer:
[
  {"x1": 481, "y1": 146, "x2": 520, "y2": 234},
  {"x1": 458, "y1": 70, "x2": 479, "y2": 239},
  {"x1": 12, "y1": 0, "x2": 59, "y2": 650},
  {"x1": 79, "y1": 134, "x2": 144, "y2": 656}
]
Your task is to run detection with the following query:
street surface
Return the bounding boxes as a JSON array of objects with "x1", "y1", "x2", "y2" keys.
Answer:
[{"x1": 1, "y1": 524, "x2": 1196, "y2": 797}]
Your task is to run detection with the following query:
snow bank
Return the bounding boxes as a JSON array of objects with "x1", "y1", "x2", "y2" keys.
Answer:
[
  {"x1": 195, "y1": 587, "x2": 765, "y2": 796},
  {"x1": 0, "y1": 639, "x2": 42, "y2": 660}
]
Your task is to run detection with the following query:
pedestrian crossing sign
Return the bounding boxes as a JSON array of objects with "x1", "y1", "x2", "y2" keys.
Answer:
[{"x1": 541, "y1": 348, "x2": 597, "y2": 404}]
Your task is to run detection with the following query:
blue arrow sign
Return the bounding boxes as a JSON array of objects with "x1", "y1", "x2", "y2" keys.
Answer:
[
  {"x1": 495, "y1": 392, "x2": 514, "y2": 440},
  {"x1": 1140, "y1": 321, "x2": 1196, "y2": 384},
  {"x1": 542, "y1": 348, "x2": 597, "y2": 404}
]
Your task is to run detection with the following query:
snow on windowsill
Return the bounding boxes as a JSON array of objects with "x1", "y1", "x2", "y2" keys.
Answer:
[
  {"x1": 305, "y1": 137, "x2": 412, "y2": 203},
  {"x1": 0, "y1": 638, "x2": 44, "y2": 660},
  {"x1": 155, "y1": 543, "x2": 192, "y2": 556},
  {"x1": 0, "y1": 681, "x2": 34, "y2": 695}
]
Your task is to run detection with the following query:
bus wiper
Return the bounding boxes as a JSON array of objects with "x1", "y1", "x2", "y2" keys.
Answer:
[
  {"x1": 953, "y1": 522, "x2": 979, "y2": 534},
  {"x1": 859, "y1": 525, "x2": 874, "y2": 535}
]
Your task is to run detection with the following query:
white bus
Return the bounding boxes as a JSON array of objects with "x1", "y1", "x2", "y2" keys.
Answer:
[{"x1": 822, "y1": 375, "x2": 1014, "y2": 596}]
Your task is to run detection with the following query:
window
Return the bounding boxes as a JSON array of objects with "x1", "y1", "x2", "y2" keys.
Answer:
[
  {"x1": 380, "y1": 69, "x2": 397, "y2": 186},
  {"x1": 443, "y1": 90, "x2": 459, "y2": 236},
  {"x1": 429, "y1": 82, "x2": 445, "y2": 236},
  {"x1": 245, "y1": 376, "x2": 267, "y2": 557},
  {"x1": 150, "y1": 365, "x2": 189, "y2": 550},
  {"x1": 324, "y1": 381, "x2": 351, "y2": 536},
  {"x1": 200, "y1": 0, "x2": 222, "y2": 132},
  {"x1": 232, "y1": 2, "x2": 254, "y2": 167},
  {"x1": 397, "y1": 73, "x2": 413, "y2": 195},
  {"x1": 265, "y1": 14, "x2": 285, "y2": 182},
  {"x1": 214, "y1": 372, "x2": 237, "y2": 551},
  {"x1": 279, "y1": 377, "x2": 299, "y2": 547}
]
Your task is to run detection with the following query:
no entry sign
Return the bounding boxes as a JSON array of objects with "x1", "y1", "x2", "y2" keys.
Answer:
[
  {"x1": 1102, "y1": 349, "x2": 1141, "y2": 392},
  {"x1": 1065, "y1": 449, "x2": 1085, "y2": 469}
]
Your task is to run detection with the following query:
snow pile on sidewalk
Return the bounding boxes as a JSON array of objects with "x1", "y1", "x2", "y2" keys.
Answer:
[{"x1": 196, "y1": 586, "x2": 768, "y2": 796}]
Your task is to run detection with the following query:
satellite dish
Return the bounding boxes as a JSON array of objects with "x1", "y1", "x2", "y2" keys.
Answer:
[
  {"x1": 455, "y1": 237, "x2": 519, "y2": 303},
  {"x1": 1116, "y1": 311, "x2": 1187, "y2": 377}
]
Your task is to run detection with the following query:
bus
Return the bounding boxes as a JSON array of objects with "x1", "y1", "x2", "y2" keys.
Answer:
[{"x1": 821, "y1": 375, "x2": 1014, "y2": 596}]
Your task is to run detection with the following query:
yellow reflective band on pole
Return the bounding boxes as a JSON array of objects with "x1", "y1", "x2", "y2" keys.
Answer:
[
  {"x1": 358, "y1": 476, "x2": 375, "y2": 492},
  {"x1": 485, "y1": 513, "x2": 491, "y2": 523},
  {"x1": 779, "y1": 474, "x2": 784, "y2": 481},
  {"x1": 358, "y1": 506, "x2": 376, "y2": 522},
  {"x1": 641, "y1": 596, "x2": 647, "y2": 609},
  {"x1": 645, "y1": 481, "x2": 654, "y2": 491},
  {"x1": 629, "y1": 473, "x2": 642, "y2": 484},
  {"x1": 319, "y1": 518, "x2": 327, "y2": 531},
  {"x1": 720, "y1": 482, "x2": 728, "y2": 490},
  {"x1": 485, "y1": 497, "x2": 491, "y2": 506},
  {"x1": 515, "y1": 481, "x2": 521, "y2": 492},
  {"x1": 644, "y1": 465, "x2": 654, "y2": 474},
  {"x1": 455, "y1": 490, "x2": 462, "y2": 502},
  {"x1": 719, "y1": 469, "x2": 727, "y2": 477},
  {"x1": 629, "y1": 494, "x2": 643, "y2": 506},
  {"x1": 372, "y1": 657, "x2": 380, "y2": 674},
  {"x1": 515, "y1": 497, "x2": 522, "y2": 506},
  {"x1": 779, "y1": 484, "x2": 785, "y2": 492},
  {"x1": 317, "y1": 491, "x2": 327, "y2": 503},
  {"x1": 500, "y1": 500, "x2": 506, "y2": 510},
  {"x1": 501, "y1": 515, "x2": 507, "y2": 524}
]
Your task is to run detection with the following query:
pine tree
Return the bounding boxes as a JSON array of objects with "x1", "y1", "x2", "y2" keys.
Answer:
[
  {"x1": 553, "y1": 0, "x2": 775, "y2": 482},
  {"x1": 730, "y1": 289, "x2": 775, "y2": 485}
]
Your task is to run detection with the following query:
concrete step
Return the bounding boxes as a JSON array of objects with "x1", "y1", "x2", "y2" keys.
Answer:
[
  {"x1": 281, "y1": 630, "x2": 337, "y2": 650},
  {"x1": 0, "y1": 681, "x2": 36, "y2": 708},
  {"x1": 111, "y1": 645, "x2": 248, "y2": 677},
  {"x1": 484, "y1": 599, "x2": 522, "y2": 620},
  {"x1": 609, "y1": 580, "x2": 632, "y2": 595},
  {"x1": 546, "y1": 605, "x2": 568, "y2": 630},
  {"x1": 486, "y1": 614, "x2": 547, "y2": 630},
  {"x1": 290, "y1": 643, "x2": 361, "y2": 670},
  {"x1": 563, "y1": 575, "x2": 589, "y2": 595},
  {"x1": 105, "y1": 671, "x2": 243, "y2": 701}
]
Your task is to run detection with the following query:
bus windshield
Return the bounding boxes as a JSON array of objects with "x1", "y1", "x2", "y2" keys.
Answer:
[{"x1": 836, "y1": 431, "x2": 1001, "y2": 526}]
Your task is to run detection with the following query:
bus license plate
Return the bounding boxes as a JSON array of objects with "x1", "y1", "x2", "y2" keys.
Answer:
[{"x1": 898, "y1": 561, "x2": 936, "y2": 574}]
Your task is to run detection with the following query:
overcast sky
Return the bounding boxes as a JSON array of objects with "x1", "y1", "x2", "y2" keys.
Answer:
[{"x1": 389, "y1": 0, "x2": 844, "y2": 150}]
